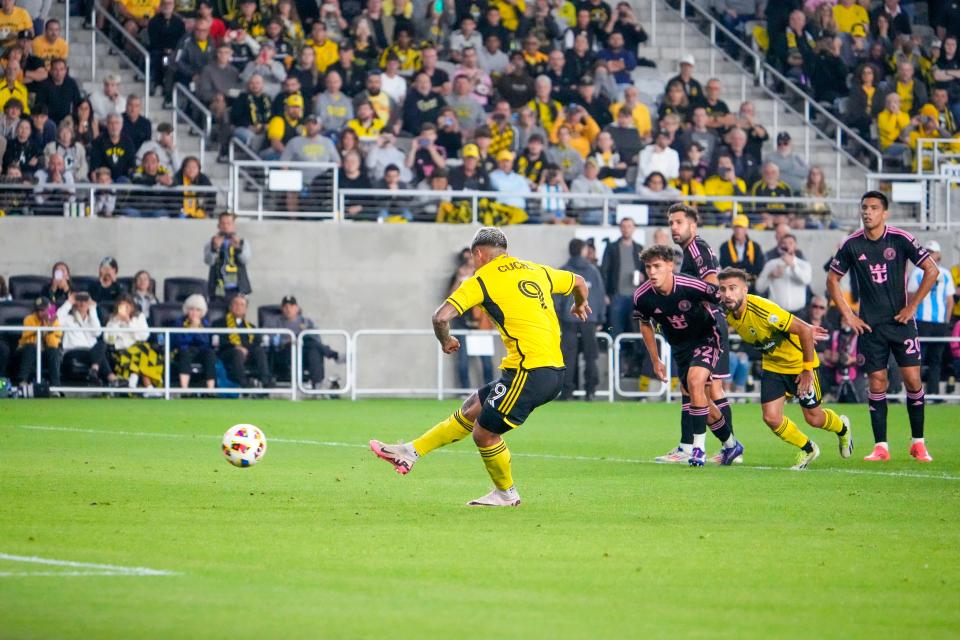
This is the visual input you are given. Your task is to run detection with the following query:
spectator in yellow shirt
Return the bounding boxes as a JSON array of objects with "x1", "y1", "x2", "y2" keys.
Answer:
[
  {"x1": 876, "y1": 92, "x2": 910, "y2": 155},
  {"x1": 907, "y1": 103, "x2": 957, "y2": 171},
  {"x1": 17, "y1": 296, "x2": 63, "y2": 387},
  {"x1": 0, "y1": 60, "x2": 29, "y2": 114},
  {"x1": 345, "y1": 101, "x2": 385, "y2": 143},
  {"x1": 264, "y1": 93, "x2": 304, "y2": 159},
  {"x1": 379, "y1": 27, "x2": 421, "y2": 75},
  {"x1": 32, "y1": 19, "x2": 68, "y2": 66},
  {"x1": 670, "y1": 161, "x2": 706, "y2": 206},
  {"x1": 306, "y1": 21, "x2": 338, "y2": 73},
  {"x1": 832, "y1": 0, "x2": 869, "y2": 34},
  {"x1": 0, "y1": 0, "x2": 32, "y2": 48},
  {"x1": 549, "y1": 104, "x2": 599, "y2": 157},
  {"x1": 116, "y1": 0, "x2": 160, "y2": 41},
  {"x1": 704, "y1": 153, "x2": 747, "y2": 217},
  {"x1": 609, "y1": 85, "x2": 652, "y2": 141},
  {"x1": 883, "y1": 60, "x2": 928, "y2": 116}
]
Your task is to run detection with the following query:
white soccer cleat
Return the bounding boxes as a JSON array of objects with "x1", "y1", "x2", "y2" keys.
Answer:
[
  {"x1": 369, "y1": 439, "x2": 417, "y2": 475},
  {"x1": 655, "y1": 446, "x2": 690, "y2": 464},
  {"x1": 838, "y1": 415, "x2": 853, "y2": 459},
  {"x1": 466, "y1": 488, "x2": 521, "y2": 507},
  {"x1": 791, "y1": 442, "x2": 820, "y2": 470}
]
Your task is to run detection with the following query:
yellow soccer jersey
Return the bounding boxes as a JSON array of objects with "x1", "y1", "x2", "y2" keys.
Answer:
[
  {"x1": 725, "y1": 294, "x2": 818, "y2": 375},
  {"x1": 446, "y1": 253, "x2": 576, "y2": 370}
]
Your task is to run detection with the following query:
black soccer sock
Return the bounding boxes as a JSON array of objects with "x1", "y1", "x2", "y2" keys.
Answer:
[
  {"x1": 689, "y1": 405, "x2": 709, "y2": 448},
  {"x1": 717, "y1": 398, "x2": 735, "y2": 436},
  {"x1": 680, "y1": 395, "x2": 694, "y2": 445},
  {"x1": 868, "y1": 391, "x2": 888, "y2": 443},
  {"x1": 906, "y1": 388, "x2": 925, "y2": 439},
  {"x1": 708, "y1": 414, "x2": 732, "y2": 443}
]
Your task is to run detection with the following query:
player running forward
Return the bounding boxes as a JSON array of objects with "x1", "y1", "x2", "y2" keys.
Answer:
[
  {"x1": 664, "y1": 203, "x2": 742, "y2": 465},
  {"x1": 633, "y1": 245, "x2": 744, "y2": 467},
  {"x1": 717, "y1": 268, "x2": 854, "y2": 470},
  {"x1": 369, "y1": 227, "x2": 590, "y2": 506},
  {"x1": 826, "y1": 191, "x2": 939, "y2": 462}
]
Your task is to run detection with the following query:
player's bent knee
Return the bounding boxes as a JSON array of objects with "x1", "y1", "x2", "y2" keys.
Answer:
[
  {"x1": 460, "y1": 392, "x2": 481, "y2": 422},
  {"x1": 762, "y1": 412, "x2": 781, "y2": 429},
  {"x1": 472, "y1": 424, "x2": 500, "y2": 448}
]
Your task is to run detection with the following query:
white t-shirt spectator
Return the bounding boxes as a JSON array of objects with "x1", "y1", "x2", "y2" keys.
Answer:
[
  {"x1": 56, "y1": 300, "x2": 102, "y2": 350},
  {"x1": 756, "y1": 254, "x2": 812, "y2": 312},
  {"x1": 637, "y1": 144, "x2": 680, "y2": 183}
]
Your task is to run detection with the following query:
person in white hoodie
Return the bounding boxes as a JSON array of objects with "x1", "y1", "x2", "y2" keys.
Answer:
[
  {"x1": 104, "y1": 294, "x2": 159, "y2": 389},
  {"x1": 56, "y1": 291, "x2": 115, "y2": 385}
]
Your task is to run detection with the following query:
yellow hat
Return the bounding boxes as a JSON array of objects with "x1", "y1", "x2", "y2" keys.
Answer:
[
  {"x1": 732, "y1": 214, "x2": 750, "y2": 228},
  {"x1": 850, "y1": 23, "x2": 867, "y2": 38},
  {"x1": 920, "y1": 103, "x2": 939, "y2": 119},
  {"x1": 496, "y1": 150, "x2": 515, "y2": 162},
  {"x1": 462, "y1": 143, "x2": 479, "y2": 158},
  {"x1": 285, "y1": 94, "x2": 304, "y2": 108}
]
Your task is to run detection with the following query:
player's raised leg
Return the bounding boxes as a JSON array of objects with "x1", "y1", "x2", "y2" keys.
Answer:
[{"x1": 797, "y1": 368, "x2": 853, "y2": 458}]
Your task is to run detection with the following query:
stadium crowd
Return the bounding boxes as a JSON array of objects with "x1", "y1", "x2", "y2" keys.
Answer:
[{"x1": 10, "y1": 0, "x2": 950, "y2": 224}]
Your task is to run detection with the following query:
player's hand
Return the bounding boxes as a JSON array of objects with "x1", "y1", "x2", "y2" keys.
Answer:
[
  {"x1": 796, "y1": 369, "x2": 814, "y2": 398},
  {"x1": 845, "y1": 314, "x2": 871, "y2": 335},
  {"x1": 571, "y1": 302, "x2": 592, "y2": 322},
  {"x1": 653, "y1": 359, "x2": 668, "y2": 382},
  {"x1": 894, "y1": 305, "x2": 917, "y2": 324},
  {"x1": 812, "y1": 325, "x2": 830, "y2": 342},
  {"x1": 441, "y1": 336, "x2": 460, "y2": 354}
]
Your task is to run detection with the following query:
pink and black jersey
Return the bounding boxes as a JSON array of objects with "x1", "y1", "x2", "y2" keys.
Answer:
[
  {"x1": 680, "y1": 236, "x2": 720, "y2": 280},
  {"x1": 829, "y1": 225, "x2": 931, "y2": 326},
  {"x1": 633, "y1": 275, "x2": 721, "y2": 345}
]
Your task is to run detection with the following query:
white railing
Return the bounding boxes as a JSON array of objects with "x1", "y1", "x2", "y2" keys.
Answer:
[
  {"x1": 665, "y1": 0, "x2": 882, "y2": 185},
  {"x1": 914, "y1": 138, "x2": 960, "y2": 176},
  {"x1": 172, "y1": 83, "x2": 213, "y2": 162},
  {"x1": 230, "y1": 158, "x2": 340, "y2": 220},
  {"x1": 0, "y1": 181, "x2": 227, "y2": 217},
  {"x1": 612, "y1": 333, "x2": 672, "y2": 401},
  {"x1": 865, "y1": 172, "x2": 960, "y2": 229},
  {"x1": 295, "y1": 329, "x2": 352, "y2": 396},
  {"x1": 90, "y1": 2, "x2": 151, "y2": 118}
]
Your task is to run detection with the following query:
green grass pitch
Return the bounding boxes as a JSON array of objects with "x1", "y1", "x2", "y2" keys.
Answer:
[{"x1": 1, "y1": 398, "x2": 959, "y2": 639}]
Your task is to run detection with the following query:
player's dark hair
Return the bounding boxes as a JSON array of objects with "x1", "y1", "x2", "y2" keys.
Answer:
[
  {"x1": 718, "y1": 267, "x2": 749, "y2": 283},
  {"x1": 860, "y1": 190, "x2": 888, "y2": 210},
  {"x1": 640, "y1": 244, "x2": 675, "y2": 264},
  {"x1": 569, "y1": 238, "x2": 586, "y2": 257},
  {"x1": 667, "y1": 203, "x2": 699, "y2": 224},
  {"x1": 471, "y1": 227, "x2": 508, "y2": 251}
]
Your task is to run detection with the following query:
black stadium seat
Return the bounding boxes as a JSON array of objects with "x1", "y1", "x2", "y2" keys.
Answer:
[
  {"x1": 164, "y1": 277, "x2": 207, "y2": 303},
  {"x1": 0, "y1": 300, "x2": 34, "y2": 352},
  {"x1": 208, "y1": 300, "x2": 227, "y2": 325},
  {"x1": 8, "y1": 275, "x2": 48, "y2": 301},
  {"x1": 71, "y1": 276, "x2": 99, "y2": 293},
  {"x1": 258, "y1": 304, "x2": 282, "y2": 328},
  {"x1": 149, "y1": 303, "x2": 185, "y2": 329},
  {"x1": 117, "y1": 276, "x2": 156, "y2": 295}
]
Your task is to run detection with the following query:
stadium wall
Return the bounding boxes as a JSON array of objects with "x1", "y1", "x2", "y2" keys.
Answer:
[{"x1": 4, "y1": 219, "x2": 956, "y2": 390}]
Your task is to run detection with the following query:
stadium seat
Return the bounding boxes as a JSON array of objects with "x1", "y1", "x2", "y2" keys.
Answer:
[
  {"x1": 8, "y1": 275, "x2": 48, "y2": 301},
  {"x1": 163, "y1": 277, "x2": 207, "y2": 303},
  {"x1": 149, "y1": 303, "x2": 185, "y2": 329},
  {"x1": 208, "y1": 300, "x2": 227, "y2": 325},
  {"x1": 117, "y1": 276, "x2": 156, "y2": 294},
  {"x1": 71, "y1": 276, "x2": 99, "y2": 293},
  {"x1": 258, "y1": 304, "x2": 282, "y2": 328},
  {"x1": 0, "y1": 300, "x2": 34, "y2": 355}
]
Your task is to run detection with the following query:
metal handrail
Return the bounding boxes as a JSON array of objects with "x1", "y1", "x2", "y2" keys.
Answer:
[
  {"x1": 672, "y1": 0, "x2": 882, "y2": 180},
  {"x1": 865, "y1": 172, "x2": 960, "y2": 229},
  {"x1": 231, "y1": 157, "x2": 340, "y2": 220},
  {"x1": 612, "y1": 333, "x2": 671, "y2": 401},
  {"x1": 914, "y1": 137, "x2": 960, "y2": 175},
  {"x1": 229, "y1": 137, "x2": 268, "y2": 209},
  {"x1": 295, "y1": 329, "x2": 352, "y2": 396},
  {"x1": 91, "y1": 2, "x2": 151, "y2": 118},
  {"x1": 173, "y1": 83, "x2": 214, "y2": 160}
]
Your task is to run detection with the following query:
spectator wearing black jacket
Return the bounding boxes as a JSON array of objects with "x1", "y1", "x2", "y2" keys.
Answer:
[
  {"x1": 147, "y1": 0, "x2": 186, "y2": 94},
  {"x1": 32, "y1": 58, "x2": 81, "y2": 124},
  {"x1": 557, "y1": 238, "x2": 606, "y2": 401},
  {"x1": 89, "y1": 114, "x2": 137, "y2": 181},
  {"x1": 213, "y1": 294, "x2": 271, "y2": 388},
  {"x1": 402, "y1": 72, "x2": 446, "y2": 135},
  {"x1": 769, "y1": 10, "x2": 816, "y2": 80},
  {"x1": 496, "y1": 58, "x2": 536, "y2": 109},
  {"x1": 812, "y1": 36, "x2": 850, "y2": 105},
  {"x1": 121, "y1": 95, "x2": 152, "y2": 151},
  {"x1": 448, "y1": 143, "x2": 490, "y2": 190},
  {"x1": 163, "y1": 18, "x2": 213, "y2": 106},
  {"x1": 228, "y1": 74, "x2": 273, "y2": 154},
  {"x1": 599, "y1": 216, "x2": 643, "y2": 339},
  {"x1": 872, "y1": 0, "x2": 911, "y2": 41},
  {"x1": 2, "y1": 119, "x2": 42, "y2": 177},
  {"x1": 719, "y1": 214, "x2": 766, "y2": 289}
]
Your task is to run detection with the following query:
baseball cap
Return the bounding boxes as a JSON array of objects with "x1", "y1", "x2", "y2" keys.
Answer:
[
  {"x1": 33, "y1": 296, "x2": 51, "y2": 311},
  {"x1": 776, "y1": 131, "x2": 791, "y2": 144},
  {"x1": 496, "y1": 150, "x2": 515, "y2": 162},
  {"x1": 679, "y1": 53, "x2": 695, "y2": 67},
  {"x1": 924, "y1": 239, "x2": 942, "y2": 252},
  {"x1": 679, "y1": 161, "x2": 694, "y2": 171},
  {"x1": 281, "y1": 295, "x2": 298, "y2": 305},
  {"x1": 304, "y1": 114, "x2": 319, "y2": 124},
  {"x1": 920, "y1": 103, "x2": 939, "y2": 119},
  {"x1": 17, "y1": 29, "x2": 33, "y2": 40},
  {"x1": 462, "y1": 143, "x2": 480, "y2": 158},
  {"x1": 732, "y1": 214, "x2": 750, "y2": 228},
  {"x1": 850, "y1": 23, "x2": 867, "y2": 38},
  {"x1": 285, "y1": 94, "x2": 304, "y2": 108}
]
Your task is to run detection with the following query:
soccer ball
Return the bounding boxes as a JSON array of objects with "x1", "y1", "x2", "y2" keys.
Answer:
[{"x1": 222, "y1": 424, "x2": 267, "y2": 467}]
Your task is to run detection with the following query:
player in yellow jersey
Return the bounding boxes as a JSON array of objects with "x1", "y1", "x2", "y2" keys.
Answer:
[
  {"x1": 717, "y1": 268, "x2": 854, "y2": 469},
  {"x1": 370, "y1": 227, "x2": 590, "y2": 506}
]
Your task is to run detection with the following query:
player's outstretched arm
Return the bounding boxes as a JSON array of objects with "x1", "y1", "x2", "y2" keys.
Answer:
[
  {"x1": 570, "y1": 275, "x2": 592, "y2": 321},
  {"x1": 826, "y1": 270, "x2": 871, "y2": 334},
  {"x1": 788, "y1": 317, "x2": 817, "y2": 397},
  {"x1": 897, "y1": 258, "x2": 940, "y2": 324},
  {"x1": 432, "y1": 302, "x2": 461, "y2": 354},
  {"x1": 639, "y1": 322, "x2": 667, "y2": 381}
]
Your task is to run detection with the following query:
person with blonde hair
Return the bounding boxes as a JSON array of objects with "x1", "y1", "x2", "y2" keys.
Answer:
[{"x1": 171, "y1": 293, "x2": 216, "y2": 390}]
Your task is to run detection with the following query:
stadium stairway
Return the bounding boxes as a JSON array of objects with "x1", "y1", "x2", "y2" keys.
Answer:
[{"x1": 62, "y1": 0, "x2": 869, "y2": 219}]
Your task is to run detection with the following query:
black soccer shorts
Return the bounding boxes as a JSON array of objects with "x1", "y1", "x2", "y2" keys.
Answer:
[
  {"x1": 476, "y1": 366, "x2": 564, "y2": 434},
  {"x1": 760, "y1": 367, "x2": 824, "y2": 409},
  {"x1": 671, "y1": 332, "x2": 723, "y2": 383},
  {"x1": 859, "y1": 321, "x2": 922, "y2": 373}
]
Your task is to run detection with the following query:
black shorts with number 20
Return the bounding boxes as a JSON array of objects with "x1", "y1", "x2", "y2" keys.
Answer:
[
  {"x1": 760, "y1": 367, "x2": 824, "y2": 408},
  {"x1": 477, "y1": 367, "x2": 564, "y2": 434},
  {"x1": 859, "y1": 321, "x2": 922, "y2": 374}
]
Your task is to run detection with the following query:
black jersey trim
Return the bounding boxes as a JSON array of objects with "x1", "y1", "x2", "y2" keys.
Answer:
[{"x1": 477, "y1": 276, "x2": 526, "y2": 367}]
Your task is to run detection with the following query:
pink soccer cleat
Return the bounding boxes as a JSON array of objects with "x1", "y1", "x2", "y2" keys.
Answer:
[
  {"x1": 369, "y1": 439, "x2": 417, "y2": 475},
  {"x1": 909, "y1": 442, "x2": 933, "y2": 462},
  {"x1": 864, "y1": 444, "x2": 890, "y2": 462}
]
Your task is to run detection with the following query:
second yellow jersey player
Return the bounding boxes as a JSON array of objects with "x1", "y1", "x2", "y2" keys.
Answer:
[{"x1": 717, "y1": 268, "x2": 854, "y2": 469}]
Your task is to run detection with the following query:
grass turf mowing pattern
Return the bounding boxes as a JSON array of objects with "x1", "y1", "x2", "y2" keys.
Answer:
[{"x1": 1, "y1": 399, "x2": 958, "y2": 639}]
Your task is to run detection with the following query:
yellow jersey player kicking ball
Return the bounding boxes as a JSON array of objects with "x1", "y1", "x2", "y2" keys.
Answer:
[
  {"x1": 369, "y1": 227, "x2": 591, "y2": 506},
  {"x1": 716, "y1": 268, "x2": 854, "y2": 469}
]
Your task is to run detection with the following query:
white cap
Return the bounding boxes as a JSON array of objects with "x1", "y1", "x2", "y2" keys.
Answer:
[
  {"x1": 679, "y1": 54, "x2": 695, "y2": 67},
  {"x1": 924, "y1": 239, "x2": 941, "y2": 253}
]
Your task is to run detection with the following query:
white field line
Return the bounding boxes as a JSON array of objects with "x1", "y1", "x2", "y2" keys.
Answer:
[
  {"x1": 0, "y1": 552, "x2": 178, "y2": 577},
  {"x1": 14, "y1": 424, "x2": 960, "y2": 482}
]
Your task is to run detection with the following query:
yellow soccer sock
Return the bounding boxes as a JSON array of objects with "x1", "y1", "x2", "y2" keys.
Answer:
[
  {"x1": 412, "y1": 409, "x2": 473, "y2": 456},
  {"x1": 772, "y1": 416, "x2": 811, "y2": 450},
  {"x1": 478, "y1": 440, "x2": 514, "y2": 490},
  {"x1": 817, "y1": 408, "x2": 844, "y2": 434}
]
